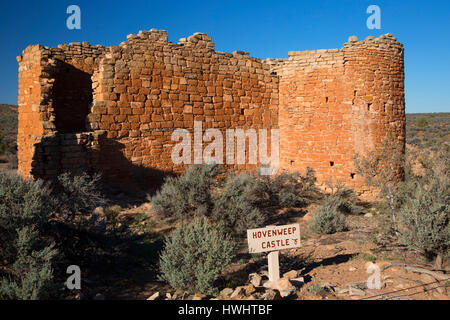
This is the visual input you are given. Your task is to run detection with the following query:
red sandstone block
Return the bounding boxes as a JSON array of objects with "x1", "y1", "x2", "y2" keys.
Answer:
[
  {"x1": 114, "y1": 85, "x2": 127, "y2": 94},
  {"x1": 132, "y1": 108, "x2": 144, "y2": 115},
  {"x1": 128, "y1": 115, "x2": 140, "y2": 123},
  {"x1": 120, "y1": 108, "x2": 132, "y2": 115},
  {"x1": 129, "y1": 130, "x2": 140, "y2": 137},
  {"x1": 101, "y1": 115, "x2": 114, "y2": 123},
  {"x1": 108, "y1": 107, "x2": 120, "y2": 115},
  {"x1": 99, "y1": 122, "x2": 110, "y2": 130},
  {"x1": 140, "y1": 115, "x2": 150, "y2": 123}
]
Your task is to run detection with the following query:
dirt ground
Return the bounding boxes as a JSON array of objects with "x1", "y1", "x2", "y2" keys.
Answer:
[{"x1": 92, "y1": 200, "x2": 449, "y2": 301}]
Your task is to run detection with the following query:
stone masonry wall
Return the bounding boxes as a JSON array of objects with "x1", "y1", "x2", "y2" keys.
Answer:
[
  {"x1": 17, "y1": 43, "x2": 106, "y2": 178},
  {"x1": 17, "y1": 45, "x2": 44, "y2": 177},
  {"x1": 16, "y1": 30, "x2": 405, "y2": 195},
  {"x1": 87, "y1": 30, "x2": 278, "y2": 182},
  {"x1": 269, "y1": 34, "x2": 405, "y2": 194}
]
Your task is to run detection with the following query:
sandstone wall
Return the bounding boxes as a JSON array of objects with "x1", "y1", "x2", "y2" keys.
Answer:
[
  {"x1": 17, "y1": 45, "x2": 44, "y2": 177},
  {"x1": 16, "y1": 31, "x2": 405, "y2": 195},
  {"x1": 269, "y1": 34, "x2": 405, "y2": 194},
  {"x1": 87, "y1": 30, "x2": 278, "y2": 182},
  {"x1": 17, "y1": 42, "x2": 106, "y2": 177}
]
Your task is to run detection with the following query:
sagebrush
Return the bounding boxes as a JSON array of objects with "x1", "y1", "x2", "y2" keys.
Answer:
[
  {"x1": 158, "y1": 219, "x2": 235, "y2": 295},
  {"x1": 0, "y1": 173, "x2": 57, "y2": 299},
  {"x1": 398, "y1": 147, "x2": 449, "y2": 263},
  {"x1": 0, "y1": 171, "x2": 130, "y2": 300},
  {"x1": 151, "y1": 164, "x2": 317, "y2": 235},
  {"x1": 212, "y1": 173, "x2": 265, "y2": 234},
  {"x1": 309, "y1": 182, "x2": 357, "y2": 234},
  {"x1": 149, "y1": 164, "x2": 220, "y2": 223}
]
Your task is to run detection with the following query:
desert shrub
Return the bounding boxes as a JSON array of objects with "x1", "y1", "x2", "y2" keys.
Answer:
[
  {"x1": 255, "y1": 168, "x2": 317, "y2": 207},
  {"x1": 353, "y1": 133, "x2": 405, "y2": 235},
  {"x1": 211, "y1": 168, "x2": 317, "y2": 235},
  {"x1": 309, "y1": 181, "x2": 358, "y2": 234},
  {"x1": 104, "y1": 205, "x2": 121, "y2": 226},
  {"x1": 158, "y1": 219, "x2": 235, "y2": 295},
  {"x1": 416, "y1": 117, "x2": 429, "y2": 128},
  {"x1": 0, "y1": 173, "x2": 58, "y2": 300},
  {"x1": 398, "y1": 147, "x2": 449, "y2": 263},
  {"x1": 325, "y1": 181, "x2": 362, "y2": 215},
  {"x1": 149, "y1": 164, "x2": 220, "y2": 223},
  {"x1": 48, "y1": 172, "x2": 131, "y2": 266},
  {"x1": 0, "y1": 171, "x2": 134, "y2": 299},
  {"x1": 53, "y1": 172, "x2": 105, "y2": 218},
  {"x1": 309, "y1": 196, "x2": 348, "y2": 234},
  {"x1": 0, "y1": 227, "x2": 57, "y2": 300},
  {"x1": 399, "y1": 184, "x2": 449, "y2": 261},
  {"x1": 0, "y1": 134, "x2": 16, "y2": 156},
  {"x1": 212, "y1": 174, "x2": 265, "y2": 234},
  {"x1": 132, "y1": 212, "x2": 156, "y2": 234}
]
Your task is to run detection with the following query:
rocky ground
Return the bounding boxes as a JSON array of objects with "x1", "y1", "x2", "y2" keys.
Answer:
[{"x1": 82, "y1": 200, "x2": 449, "y2": 301}]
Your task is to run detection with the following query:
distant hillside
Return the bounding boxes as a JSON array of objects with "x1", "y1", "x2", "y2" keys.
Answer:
[
  {"x1": 0, "y1": 104, "x2": 18, "y2": 139},
  {"x1": 0, "y1": 104, "x2": 18, "y2": 168},
  {"x1": 406, "y1": 113, "x2": 450, "y2": 150}
]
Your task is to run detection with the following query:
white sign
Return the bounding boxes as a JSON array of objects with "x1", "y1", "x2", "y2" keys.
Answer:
[{"x1": 247, "y1": 224, "x2": 301, "y2": 254}]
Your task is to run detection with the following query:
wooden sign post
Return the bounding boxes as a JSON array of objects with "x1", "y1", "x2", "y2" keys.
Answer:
[
  {"x1": 267, "y1": 251, "x2": 280, "y2": 282},
  {"x1": 247, "y1": 224, "x2": 301, "y2": 283}
]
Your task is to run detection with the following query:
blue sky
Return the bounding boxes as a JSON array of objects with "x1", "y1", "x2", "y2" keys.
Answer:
[{"x1": 0, "y1": 0, "x2": 449, "y2": 113}]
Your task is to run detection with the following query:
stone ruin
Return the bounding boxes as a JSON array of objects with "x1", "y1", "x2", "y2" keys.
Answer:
[{"x1": 16, "y1": 29, "x2": 405, "y2": 196}]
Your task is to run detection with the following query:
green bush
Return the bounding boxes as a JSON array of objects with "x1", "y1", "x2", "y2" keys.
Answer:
[
  {"x1": 212, "y1": 168, "x2": 318, "y2": 235},
  {"x1": 158, "y1": 219, "x2": 235, "y2": 295},
  {"x1": 151, "y1": 164, "x2": 318, "y2": 235},
  {"x1": 398, "y1": 148, "x2": 449, "y2": 262},
  {"x1": 48, "y1": 172, "x2": 129, "y2": 266},
  {"x1": 416, "y1": 117, "x2": 429, "y2": 128},
  {"x1": 212, "y1": 173, "x2": 265, "y2": 234},
  {"x1": 0, "y1": 173, "x2": 58, "y2": 300},
  {"x1": 0, "y1": 171, "x2": 129, "y2": 300},
  {"x1": 309, "y1": 196, "x2": 348, "y2": 234},
  {"x1": 309, "y1": 182, "x2": 357, "y2": 234},
  {"x1": 254, "y1": 168, "x2": 317, "y2": 207},
  {"x1": 149, "y1": 164, "x2": 220, "y2": 223}
]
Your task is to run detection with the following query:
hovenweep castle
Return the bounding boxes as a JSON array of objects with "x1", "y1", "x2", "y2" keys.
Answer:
[{"x1": 16, "y1": 29, "x2": 405, "y2": 195}]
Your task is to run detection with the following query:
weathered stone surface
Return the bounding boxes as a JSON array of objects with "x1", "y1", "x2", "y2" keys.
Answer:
[
  {"x1": 282, "y1": 270, "x2": 299, "y2": 280},
  {"x1": 230, "y1": 287, "x2": 245, "y2": 299},
  {"x1": 244, "y1": 284, "x2": 257, "y2": 296},
  {"x1": 263, "y1": 278, "x2": 297, "y2": 298},
  {"x1": 263, "y1": 289, "x2": 282, "y2": 300},
  {"x1": 192, "y1": 293, "x2": 206, "y2": 300},
  {"x1": 147, "y1": 292, "x2": 160, "y2": 300},
  {"x1": 219, "y1": 288, "x2": 234, "y2": 297},
  {"x1": 249, "y1": 273, "x2": 262, "y2": 287}
]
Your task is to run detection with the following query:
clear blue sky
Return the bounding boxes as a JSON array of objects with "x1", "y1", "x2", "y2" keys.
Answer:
[{"x1": 0, "y1": 0, "x2": 449, "y2": 113}]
